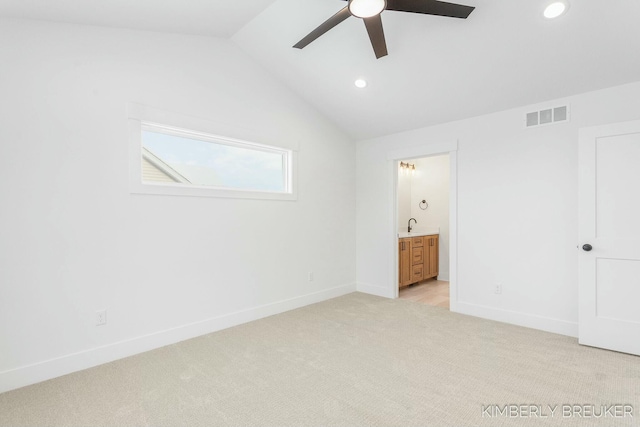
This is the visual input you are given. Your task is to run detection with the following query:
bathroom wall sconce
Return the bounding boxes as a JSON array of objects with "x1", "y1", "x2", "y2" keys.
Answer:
[{"x1": 400, "y1": 161, "x2": 416, "y2": 174}]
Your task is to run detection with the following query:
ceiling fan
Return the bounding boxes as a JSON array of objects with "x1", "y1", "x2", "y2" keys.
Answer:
[{"x1": 293, "y1": 0, "x2": 475, "y2": 59}]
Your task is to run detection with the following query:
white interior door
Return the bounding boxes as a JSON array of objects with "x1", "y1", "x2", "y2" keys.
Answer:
[{"x1": 579, "y1": 120, "x2": 640, "y2": 356}]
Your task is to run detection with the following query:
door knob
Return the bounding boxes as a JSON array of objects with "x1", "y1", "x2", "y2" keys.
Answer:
[{"x1": 582, "y1": 244, "x2": 593, "y2": 252}]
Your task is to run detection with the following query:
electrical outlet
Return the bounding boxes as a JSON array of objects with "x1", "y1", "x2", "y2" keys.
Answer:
[
  {"x1": 494, "y1": 284, "x2": 502, "y2": 295},
  {"x1": 308, "y1": 272, "x2": 314, "y2": 282},
  {"x1": 96, "y1": 309, "x2": 107, "y2": 326}
]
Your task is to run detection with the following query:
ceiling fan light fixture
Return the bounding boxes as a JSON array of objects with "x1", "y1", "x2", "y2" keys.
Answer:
[
  {"x1": 348, "y1": 0, "x2": 386, "y2": 18},
  {"x1": 544, "y1": 1, "x2": 569, "y2": 19}
]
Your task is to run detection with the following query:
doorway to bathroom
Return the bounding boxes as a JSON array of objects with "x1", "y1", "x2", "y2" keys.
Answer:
[{"x1": 396, "y1": 153, "x2": 451, "y2": 310}]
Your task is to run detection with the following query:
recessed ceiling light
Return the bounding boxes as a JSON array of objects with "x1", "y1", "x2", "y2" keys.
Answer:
[
  {"x1": 544, "y1": 1, "x2": 568, "y2": 19},
  {"x1": 355, "y1": 79, "x2": 367, "y2": 88}
]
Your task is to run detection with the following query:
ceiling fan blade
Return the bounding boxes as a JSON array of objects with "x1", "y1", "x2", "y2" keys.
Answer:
[
  {"x1": 385, "y1": 0, "x2": 474, "y2": 19},
  {"x1": 293, "y1": 6, "x2": 352, "y2": 49},
  {"x1": 363, "y1": 15, "x2": 388, "y2": 59}
]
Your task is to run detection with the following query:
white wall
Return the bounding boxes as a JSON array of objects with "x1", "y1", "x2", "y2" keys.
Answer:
[
  {"x1": 356, "y1": 81, "x2": 640, "y2": 336},
  {"x1": 0, "y1": 19, "x2": 355, "y2": 392},
  {"x1": 410, "y1": 155, "x2": 450, "y2": 280}
]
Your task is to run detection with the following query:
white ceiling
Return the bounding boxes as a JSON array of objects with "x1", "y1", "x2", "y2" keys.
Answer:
[
  {"x1": 0, "y1": 0, "x2": 277, "y2": 37},
  {"x1": 3, "y1": 0, "x2": 640, "y2": 140}
]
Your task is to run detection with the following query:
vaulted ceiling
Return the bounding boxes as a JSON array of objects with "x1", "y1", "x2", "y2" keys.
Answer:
[{"x1": 2, "y1": 0, "x2": 640, "y2": 140}]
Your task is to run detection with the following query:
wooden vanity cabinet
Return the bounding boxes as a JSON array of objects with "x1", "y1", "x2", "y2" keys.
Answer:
[{"x1": 398, "y1": 234, "x2": 439, "y2": 288}]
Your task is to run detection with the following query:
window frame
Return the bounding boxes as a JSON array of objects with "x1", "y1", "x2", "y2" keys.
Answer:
[{"x1": 128, "y1": 104, "x2": 298, "y2": 201}]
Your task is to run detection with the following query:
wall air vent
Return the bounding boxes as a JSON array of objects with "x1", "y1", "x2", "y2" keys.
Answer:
[{"x1": 525, "y1": 105, "x2": 569, "y2": 128}]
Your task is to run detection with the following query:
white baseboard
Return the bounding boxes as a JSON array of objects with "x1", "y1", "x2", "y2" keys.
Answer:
[
  {"x1": 455, "y1": 301, "x2": 578, "y2": 338},
  {"x1": 356, "y1": 282, "x2": 395, "y2": 298},
  {"x1": 0, "y1": 283, "x2": 356, "y2": 394},
  {"x1": 436, "y1": 273, "x2": 450, "y2": 281}
]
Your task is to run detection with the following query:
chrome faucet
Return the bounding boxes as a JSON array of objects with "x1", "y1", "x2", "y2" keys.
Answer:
[{"x1": 408, "y1": 218, "x2": 417, "y2": 233}]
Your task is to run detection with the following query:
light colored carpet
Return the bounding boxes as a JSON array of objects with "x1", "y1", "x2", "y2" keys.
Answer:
[{"x1": 1, "y1": 292, "x2": 639, "y2": 426}]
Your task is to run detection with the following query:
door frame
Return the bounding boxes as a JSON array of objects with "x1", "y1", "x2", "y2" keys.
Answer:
[{"x1": 386, "y1": 140, "x2": 458, "y2": 311}]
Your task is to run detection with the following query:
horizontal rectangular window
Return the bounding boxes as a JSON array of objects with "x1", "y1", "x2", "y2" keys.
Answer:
[
  {"x1": 141, "y1": 124, "x2": 290, "y2": 193},
  {"x1": 129, "y1": 114, "x2": 297, "y2": 200}
]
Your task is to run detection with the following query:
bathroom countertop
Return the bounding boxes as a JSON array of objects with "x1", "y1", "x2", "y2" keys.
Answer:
[{"x1": 397, "y1": 228, "x2": 439, "y2": 239}]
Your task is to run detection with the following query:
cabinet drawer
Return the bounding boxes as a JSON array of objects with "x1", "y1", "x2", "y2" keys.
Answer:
[
  {"x1": 412, "y1": 264, "x2": 423, "y2": 281},
  {"x1": 411, "y1": 246, "x2": 423, "y2": 265},
  {"x1": 411, "y1": 237, "x2": 424, "y2": 247}
]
